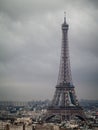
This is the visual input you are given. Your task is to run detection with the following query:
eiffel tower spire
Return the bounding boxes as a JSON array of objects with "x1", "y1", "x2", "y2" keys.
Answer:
[{"x1": 64, "y1": 11, "x2": 66, "y2": 23}]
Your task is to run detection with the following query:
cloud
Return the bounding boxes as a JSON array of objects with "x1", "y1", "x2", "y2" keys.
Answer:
[{"x1": 0, "y1": 0, "x2": 98, "y2": 101}]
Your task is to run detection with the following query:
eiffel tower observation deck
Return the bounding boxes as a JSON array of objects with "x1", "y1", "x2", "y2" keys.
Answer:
[{"x1": 46, "y1": 13, "x2": 85, "y2": 121}]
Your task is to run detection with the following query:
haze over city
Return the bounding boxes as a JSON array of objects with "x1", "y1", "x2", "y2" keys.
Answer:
[{"x1": 0, "y1": 0, "x2": 98, "y2": 101}]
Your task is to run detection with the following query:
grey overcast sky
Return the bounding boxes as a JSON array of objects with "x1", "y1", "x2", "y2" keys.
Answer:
[{"x1": 0, "y1": 0, "x2": 98, "y2": 101}]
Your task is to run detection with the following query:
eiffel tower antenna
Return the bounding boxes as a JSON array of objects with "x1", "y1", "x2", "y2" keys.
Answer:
[{"x1": 64, "y1": 11, "x2": 66, "y2": 23}]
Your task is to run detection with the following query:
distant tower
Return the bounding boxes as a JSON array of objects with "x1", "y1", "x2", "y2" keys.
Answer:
[{"x1": 47, "y1": 13, "x2": 85, "y2": 121}]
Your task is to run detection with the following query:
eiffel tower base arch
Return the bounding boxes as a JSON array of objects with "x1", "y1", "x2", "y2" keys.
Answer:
[{"x1": 46, "y1": 106, "x2": 86, "y2": 122}]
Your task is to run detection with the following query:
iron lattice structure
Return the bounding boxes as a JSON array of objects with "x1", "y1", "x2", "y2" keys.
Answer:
[{"x1": 47, "y1": 15, "x2": 85, "y2": 121}]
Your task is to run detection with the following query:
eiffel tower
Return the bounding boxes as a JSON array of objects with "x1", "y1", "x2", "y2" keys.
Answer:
[{"x1": 47, "y1": 13, "x2": 85, "y2": 121}]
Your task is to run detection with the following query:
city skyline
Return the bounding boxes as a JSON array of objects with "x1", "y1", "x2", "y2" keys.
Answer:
[{"x1": 0, "y1": 0, "x2": 98, "y2": 101}]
